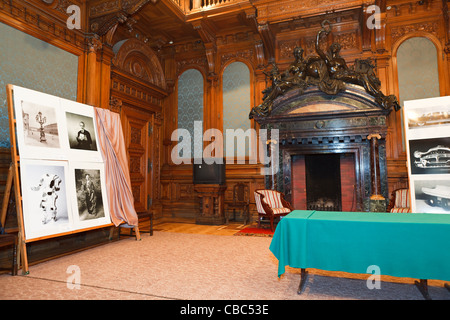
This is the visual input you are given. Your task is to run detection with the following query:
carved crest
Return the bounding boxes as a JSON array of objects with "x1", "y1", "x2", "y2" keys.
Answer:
[{"x1": 249, "y1": 21, "x2": 401, "y2": 119}]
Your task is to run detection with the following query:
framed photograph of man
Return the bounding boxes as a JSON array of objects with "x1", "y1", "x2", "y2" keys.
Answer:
[
  {"x1": 61, "y1": 99, "x2": 103, "y2": 162},
  {"x1": 69, "y1": 162, "x2": 111, "y2": 229},
  {"x1": 12, "y1": 85, "x2": 68, "y2": 160},
  {"x1": 20, "y1": 159, "x2": 73, "y2": 241}
]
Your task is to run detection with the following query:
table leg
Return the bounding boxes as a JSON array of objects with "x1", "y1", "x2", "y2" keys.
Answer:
[
  {"x1": 414, "y1": 279, "x2": 431, "y2": 300},
  {"x1": 297, "y1": 268, "x2": 309, "y2": 295}
]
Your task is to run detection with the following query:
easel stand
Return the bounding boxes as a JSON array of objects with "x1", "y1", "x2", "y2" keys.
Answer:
[{"x1": 5, "y1": 85, "x2": 141, "y2": 275}]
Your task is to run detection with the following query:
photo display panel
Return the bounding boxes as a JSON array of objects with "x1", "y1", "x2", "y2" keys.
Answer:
[
  {"x1": 403, "y1": 96, "x2": 450, "y2": 214},
  {"x1": 11, "y1": 85, "x2": 111, "y2": 240}
]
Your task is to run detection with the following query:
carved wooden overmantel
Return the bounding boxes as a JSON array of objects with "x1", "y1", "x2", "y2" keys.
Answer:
[
  {"x1": 250, "y1": 22, "x2": 397, "y2": 212},
  {"x1": 254, "y1": 84, "x2": 391, "y2": 212}
]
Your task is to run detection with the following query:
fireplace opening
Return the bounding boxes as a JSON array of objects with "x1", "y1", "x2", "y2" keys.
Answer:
[
  {"x1": 305, "y1": 154, "x2": 342, "y2": 211},
  {"x1": 291, "y1": 153, "x2": 356, "y2": 211}
]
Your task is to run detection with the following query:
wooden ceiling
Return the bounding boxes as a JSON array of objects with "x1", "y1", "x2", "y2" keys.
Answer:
[{"x1": 89, "y1": 0, "x2": 376, "y2": 53}]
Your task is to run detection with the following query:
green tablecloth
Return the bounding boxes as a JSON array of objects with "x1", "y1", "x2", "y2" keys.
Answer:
[{"x1": 270, "y1": 210, "x2": 450, "y2": 281}]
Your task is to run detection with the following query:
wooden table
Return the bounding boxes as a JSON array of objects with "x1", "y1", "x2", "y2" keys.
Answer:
[{"x1": 270, "y1": 210, "x2": 450, "y2": 299}]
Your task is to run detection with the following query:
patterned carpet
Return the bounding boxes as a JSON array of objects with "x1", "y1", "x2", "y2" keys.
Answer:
[{"x1": 0, "y1": 231, "x2": 449, "y2": 300}]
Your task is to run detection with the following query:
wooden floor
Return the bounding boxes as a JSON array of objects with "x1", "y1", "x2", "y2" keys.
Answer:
[{"x1": 150, "y1": 217, "x2": 250, "y2": 236}]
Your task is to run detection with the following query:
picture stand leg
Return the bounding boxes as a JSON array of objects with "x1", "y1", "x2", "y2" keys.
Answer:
[
  {"x1": 134, "y1": 226, "x2": 141, "y2": 241},
  {"x1": 414, "y1": 279, "x2": 431, "y2": 300},
  {"x1": 297, "y1": 268, "x2": 309, "y2": 295},
  {"x1": 108, "y1": 226, "x2": 115, "y2": 240}
]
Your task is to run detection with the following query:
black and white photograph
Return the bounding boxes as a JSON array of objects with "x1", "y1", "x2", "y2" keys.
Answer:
[
  {"x1": 20, "y1": 159, "x2": 73, "y2": 240},
  {"x1": 408, "y1": 137, "x2": 450, "y2": 175},
  {"x1": 66, "y1": 111, "x2": 98, "y2": 152},
  {"x1": 404, "y1": 96, "x2": 450, "y2": 214},
  {"x1": 21, "y1": 101, "x2": 60, "y2": 148},
  {"x1": 61, "y1": 99, "x2": 103, "y2": 163},
  {"x1": 406, "y1": 104, "x2": 450, "y2": 130},
  {"x1": 69, "y1": 162, "x2": 111, "y2": 229},
  {"x1": 12, "y1": 85, "x2": 68, "y2": 160},
  {"x1": 412, "y1": 179, "x2": 450, "y2": 214}
]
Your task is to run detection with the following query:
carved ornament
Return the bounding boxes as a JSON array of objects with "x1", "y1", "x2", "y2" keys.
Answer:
[{"x1": 249, "y1": 21, "x2": 400, "y2": 120}]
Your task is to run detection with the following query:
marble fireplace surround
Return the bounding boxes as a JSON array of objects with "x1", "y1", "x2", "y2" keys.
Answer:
[{"x1": 254, "y1": 84, "x2": 392, "y2": 212}]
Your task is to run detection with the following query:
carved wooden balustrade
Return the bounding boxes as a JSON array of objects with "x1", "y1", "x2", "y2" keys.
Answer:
[{"x1": 170, "y1": 0, "x2": 249, "y2": 13}]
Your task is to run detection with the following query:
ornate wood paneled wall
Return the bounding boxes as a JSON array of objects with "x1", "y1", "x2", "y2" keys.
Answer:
[
  {"x1": 1, "y1": 0, "x2": 450, "y2": 223},
  {"x1": 159, "y1": 0, "x2": 450, "y2": 219}
]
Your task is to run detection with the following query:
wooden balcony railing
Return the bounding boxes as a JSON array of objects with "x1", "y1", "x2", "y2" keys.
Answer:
[{"x1": 170, "y1": 0, "x2": 249, "y2": 14}]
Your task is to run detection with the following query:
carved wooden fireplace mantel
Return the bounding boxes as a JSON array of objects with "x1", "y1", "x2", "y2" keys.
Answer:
[
  {"x1": 250, "y1": 22, "x2": 398, "y2": 212},
  {"x1": 255, "y1": 84, "x2": 391, "y2": 212}
]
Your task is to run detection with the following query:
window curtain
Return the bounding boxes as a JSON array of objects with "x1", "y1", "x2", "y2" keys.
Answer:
[{"x1": 94, "y1": 108, "x2": 138, "y2": 227}]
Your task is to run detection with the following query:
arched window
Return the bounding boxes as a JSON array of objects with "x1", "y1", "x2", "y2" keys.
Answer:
[
  {"x1": 177, "y1": 69, "x2": 204, "y2": 159},
  {"x1": 397, "y1": 37, "x2": 440, "y2": 149},
  {"x1": 397, "y1": 37, "x2": 440, "y2": 106},
  {"x1": 222, "y1": 61, "x2": 251, "y2": 161}
]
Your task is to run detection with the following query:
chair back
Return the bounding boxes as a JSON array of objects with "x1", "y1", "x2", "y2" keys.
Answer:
[
  {"x1": 255, "y1": 190, "x2": 284, "y2": 213},
  {"x1": 394, "y1": 189, "x2": 410, "y2": 209},
  {"x1": 233, "y1": 183, "x2": 249, "y2": 205}
]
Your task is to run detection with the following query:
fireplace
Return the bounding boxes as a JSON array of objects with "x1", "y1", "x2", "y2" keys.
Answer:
[
  {"x1": 256, "y1": 85, "x2": 391, "y2": 212},
  {"x1": 249, "y1": 24, "x2": 399, "y2": 212},
  {"x1": 292, "y1": 153, "x2": 357, "y2": 212}
]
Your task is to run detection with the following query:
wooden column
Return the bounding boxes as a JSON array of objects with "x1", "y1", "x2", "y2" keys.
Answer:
[
  {"x1": 368, "y1": 133, "x2": 386, "y2": 212},
  {"x1": 85, "y1": 36, "x2": 102, "y2": 107}
]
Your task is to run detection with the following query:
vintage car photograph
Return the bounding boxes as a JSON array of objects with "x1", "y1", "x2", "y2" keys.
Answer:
[
  {"x1": 409, "y1": 137, "x2": 450, "y2": 175},
  {"x1": 408, "y1": 110, "x2": 450, "y2": 128},
  {"x1": 414, "y1": 145, "x2": 450, "y2": 169}
]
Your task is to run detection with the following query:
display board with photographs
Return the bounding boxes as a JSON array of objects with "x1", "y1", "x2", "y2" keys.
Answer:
[
  {"x1": 403, "y1": 95, "x2": 450, "y2": 213},
  {"x1": 9, "y1": 85, "x2": 111, "y2": 241}
]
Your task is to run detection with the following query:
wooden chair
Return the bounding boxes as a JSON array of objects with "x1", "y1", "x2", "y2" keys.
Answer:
[
  {"x1": 225, "y1": 183, "x2": 250, "y2": 225},
  {"x1": 387, "y1": 188, "x2": 411, "y2": 213},
  {"x1": 0, "y1": 223, "x2": 17, "y2": 276},
  {"x1": 254, "y1": 189, "x2": 293, "y2": 231},
  {"x1": 118, "y1": 211, "x2": 153, "y2": 240}
]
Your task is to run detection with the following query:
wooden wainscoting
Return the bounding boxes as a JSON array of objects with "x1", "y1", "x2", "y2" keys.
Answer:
[{"x1": 160, "y1": 162, "x2": 264, "y2": 222}]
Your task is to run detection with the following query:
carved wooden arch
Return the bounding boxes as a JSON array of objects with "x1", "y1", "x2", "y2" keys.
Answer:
[
  {"x1": 178, "y1": 65, "x2": 207, "y2": 83},
  {"x1": 220, "y1": 55, "x2": 256, "y2": 76},
  {"x1": 113, "y1": 38, "x2": 166, "y2": 90}
]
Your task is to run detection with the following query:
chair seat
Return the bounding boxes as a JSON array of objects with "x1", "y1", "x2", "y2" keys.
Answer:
[
  {"x1": 254, "y1": 189, "x2": 293, "y2": 231},
  {"x1": 391, "y1": 208, "x2": 411, "y2": 213},
  {"x1": 270, "y1": 208, "x2": 292, "y2": 215},
  {"x1": 388, "y1": 188, "x2": 411, "y2": 213}
]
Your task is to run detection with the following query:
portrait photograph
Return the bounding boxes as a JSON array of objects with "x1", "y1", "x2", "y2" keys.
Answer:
[
  {"x1": 69, "y1": 162, "x2": 111, "y2": 229},
  {"x1": 61, "y1": 99, "x2": 103, "y2": 163},
  {"x1": 66, "y1": 112, "x2": 98, "y2": 151},
  {"x1": 12, "y1": 85, "x2": 68, "y2": 160},
  {"x1": 20, "y1": 159, "x2": 73, "y2": 241}
]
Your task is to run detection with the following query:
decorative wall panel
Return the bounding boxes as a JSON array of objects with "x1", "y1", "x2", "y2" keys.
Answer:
[
  {"x1": 222, "y1": 62, "x2": 251, "y2": 158},
  {"x1": 177, "y1": 68, "x2": 204, "y2": 158},
  {"x1": 0, "y1": 22, "x2": 78, "y2": 148}
]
